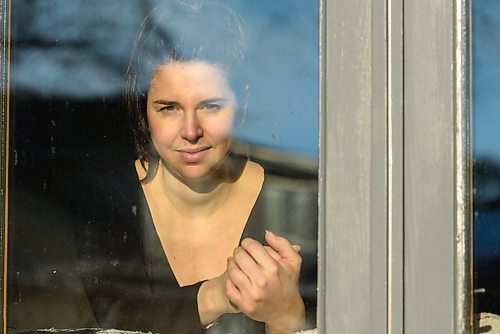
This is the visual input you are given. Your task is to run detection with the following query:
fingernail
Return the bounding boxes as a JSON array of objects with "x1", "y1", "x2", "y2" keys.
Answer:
[
  {"x1": 266, "y1": 230, "x2": 276, "y2": 238},
  {"x1": 293, "y1": 244, "x2": 301, "y2": 252}
]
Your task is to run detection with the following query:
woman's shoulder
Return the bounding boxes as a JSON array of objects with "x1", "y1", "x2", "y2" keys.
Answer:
[
  {"x1": 239, "y1": 159, "x2": 265, "y2": 189},
  {"x1": 245, "y1": 159, "x2": 264, "y2": 174}
]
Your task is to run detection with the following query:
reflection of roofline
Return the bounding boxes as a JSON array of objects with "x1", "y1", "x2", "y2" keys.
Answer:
[{"x1": 232, "y1": 139, "x2": 318, "y2": 177}]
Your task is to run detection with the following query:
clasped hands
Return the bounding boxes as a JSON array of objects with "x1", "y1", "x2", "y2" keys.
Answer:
[{"x1": 198, "y1": 230, "x2": 305, "y2": 334}]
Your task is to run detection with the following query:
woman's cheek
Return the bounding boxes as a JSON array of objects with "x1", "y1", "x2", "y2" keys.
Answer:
[
  {"x1": 149, "y1": 119, "x2": 178, "y2": 148},
  {"x1": 205, "y1": 113, "x2": 234, "y2": 142}
]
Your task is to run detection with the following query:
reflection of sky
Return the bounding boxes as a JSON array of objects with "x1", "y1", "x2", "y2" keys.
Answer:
[
  {"x1": 11, "y1": 0, "x2": 319, "y2": 157},
  {"x1": 474, "y1": 0, "x2": 500, "y2": 160},
  {"x1": 474, "y1": 1, "x2": 500, "y2": 271}
]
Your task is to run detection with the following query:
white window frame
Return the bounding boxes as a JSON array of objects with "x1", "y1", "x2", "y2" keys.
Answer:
[{"x1": 320, "y1": 0, "x2": 472, "y2": 333}]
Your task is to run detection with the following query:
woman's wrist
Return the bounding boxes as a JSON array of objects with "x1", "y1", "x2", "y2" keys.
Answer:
[
  {"x1": 264, "y1": 296, "x2": 306, "y2": 334},
  {"x1": 197, "y1": 274, "x2": 238, "y2": 326}
]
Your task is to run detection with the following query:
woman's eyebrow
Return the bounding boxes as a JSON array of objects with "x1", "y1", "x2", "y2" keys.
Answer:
[
  {"x1": 153, "y1": 99, "x2": 178, "y2": 105},
  {"x1": 198, "y1": 98, "x2": 228, "y2": 105}
]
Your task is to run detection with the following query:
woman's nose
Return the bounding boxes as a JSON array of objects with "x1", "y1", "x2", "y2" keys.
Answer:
[{"x1": 180, "y1": 113, "x2": 203, "y2": 142}]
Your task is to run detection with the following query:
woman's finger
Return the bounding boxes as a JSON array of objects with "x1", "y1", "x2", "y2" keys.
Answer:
[
  {"x1": 233, "y1": 247, "x2": 265, "y2": 283},
  {"x1": 225, "y1": 273, "x2": 242, "y2": 306},
  {"x1": 263, "y1": 245, "x2": 281, "y2": 261},
  {"x1": 240, "y1": 238, "x2": 277, "y2": 269},
  {"x1": 264, "y1": 230, "x2": 299, "y2": 260},
  {"x1": 227, "y1": 256, "x2": 252, "y2": 290}
]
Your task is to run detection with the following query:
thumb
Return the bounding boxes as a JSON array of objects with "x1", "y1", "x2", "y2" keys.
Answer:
[{"x1": 265, "y1": 230, "x2": 297, "y2": 259}]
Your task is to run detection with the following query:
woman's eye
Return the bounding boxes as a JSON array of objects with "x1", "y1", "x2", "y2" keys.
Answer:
[
  {"x1": 159, "y1": 105, "x2": 181, "y2": 115},
  {"x1": 200, "y1": 104, "x2": 222, "y2": 113}
]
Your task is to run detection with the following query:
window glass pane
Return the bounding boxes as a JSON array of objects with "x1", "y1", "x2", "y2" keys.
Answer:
[
  {"x1": 473, "y1": 0, "x2": 500, "y2": 327},
  {"x1": 6, "y1": 1, "x2": 319, "y2": 332}
]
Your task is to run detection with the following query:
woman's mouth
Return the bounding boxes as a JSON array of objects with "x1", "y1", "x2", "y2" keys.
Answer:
[{"x1": 177, "y1": 147, "x2": 211, "y2": 163}]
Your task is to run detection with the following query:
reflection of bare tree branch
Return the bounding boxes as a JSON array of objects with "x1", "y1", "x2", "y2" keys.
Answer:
[
  {"x1": 9, "y1": 0, "x2": 320, "y2": 155},
  {"x1": 11, "y1": 1, "x2": 156, "y2": 97}
]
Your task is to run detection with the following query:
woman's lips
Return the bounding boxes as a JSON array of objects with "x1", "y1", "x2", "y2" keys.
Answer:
[{"x1": 177, "y1": 147, "x2": 210, "y2": 163}]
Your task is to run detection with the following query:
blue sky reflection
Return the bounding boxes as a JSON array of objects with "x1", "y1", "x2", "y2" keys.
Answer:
[
  {"x1": 11, "y1": 0, "x2": 319, "y2": 157},
  {"x1": 474, "y1": 0, "x2": 500, "y2": 161}
]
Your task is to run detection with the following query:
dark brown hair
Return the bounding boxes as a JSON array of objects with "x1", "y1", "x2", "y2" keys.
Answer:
[{"x1": 124, "y1": 0, "x2": 247, "y2": 163}]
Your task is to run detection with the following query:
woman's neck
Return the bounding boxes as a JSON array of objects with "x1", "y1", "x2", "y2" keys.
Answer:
[
  {"x1": 160, "y1": 167, "x2": 230, "y2": 219},
  {"x1": 157, "y1": 158, "x2": 246, "y2": 220}
]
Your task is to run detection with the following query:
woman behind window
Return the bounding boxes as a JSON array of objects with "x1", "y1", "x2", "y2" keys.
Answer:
[{"x1": 75, "y1": 1, "x2": 317, "y2": 333}]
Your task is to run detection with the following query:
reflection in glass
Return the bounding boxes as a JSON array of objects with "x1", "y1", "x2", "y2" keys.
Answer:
[
  {"x1": 473, "y1": 0, "x2": 500, "y2": 328},
  {"x1": 6, "y1": 1, "x2": 319, "y2": 332}
]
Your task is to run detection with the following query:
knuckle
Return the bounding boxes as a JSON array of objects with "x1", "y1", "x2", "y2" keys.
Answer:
[
  {"x1": 255, "y1": 276, "x2": 267, "y2": 288},
  {"x1": 252, "y1": 290, "x2": 264, "y2": 302},
  {"x1": 233, "y1": 251, "x2": 244, "y2": 262},
  {"x1": 244, "y1": 302, "x2": 257, "y2": 315},
  {"x1": 241, "y1": 238, "x2": 253, "y2": 248},
  {"x1": 266, "y1": 263, "x2": 279, "y2": 276},
  {"x1": 243, "y1": 239, "x2": 261, "y2": 253},
  {"x1": 233, "y1": 246, "x2": 243, "y2": 256}
]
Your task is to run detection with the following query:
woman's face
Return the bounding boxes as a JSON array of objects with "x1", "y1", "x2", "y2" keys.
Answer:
[{"x1": 147, "y1": 61, "x2": 236, "y2": 182}]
